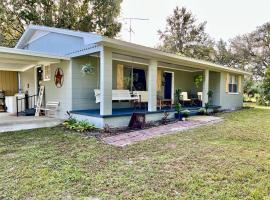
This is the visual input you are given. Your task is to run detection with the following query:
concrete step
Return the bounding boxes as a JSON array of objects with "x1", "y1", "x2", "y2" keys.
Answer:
[{"x1": 0, "y1": 113, "x2": 63, "y2": 133}]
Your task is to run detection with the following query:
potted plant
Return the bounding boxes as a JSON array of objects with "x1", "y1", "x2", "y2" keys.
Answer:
[
  {"x1": 174, "y1": 88, "x2": 183, "y2": 120},
  {"x1": 194, "y1": 75, "x2": 203, "y2": 88},
  {"x1": 174, "y1": 103, "x2": 183, "y2": 120},
  {"x1": 175, "y1": 88, "x2": 182, "y2": 104}
]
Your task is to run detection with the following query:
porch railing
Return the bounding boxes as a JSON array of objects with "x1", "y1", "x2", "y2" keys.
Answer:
[{"x1": 16, "y1": 94, "x2": 38, "y2": 116}]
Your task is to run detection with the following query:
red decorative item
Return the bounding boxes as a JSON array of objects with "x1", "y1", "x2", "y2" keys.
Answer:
[{"x1": 54, "y1": 68, "x2": 64, "y2": 88}]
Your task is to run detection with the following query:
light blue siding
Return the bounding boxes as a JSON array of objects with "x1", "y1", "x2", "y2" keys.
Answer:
[{"x1": 25, "y1": 33, "x2": 85, "y2": 55}]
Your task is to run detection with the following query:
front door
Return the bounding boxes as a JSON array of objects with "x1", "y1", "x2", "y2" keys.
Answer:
[{"x1": 164, "y1": 72, "x2": 172, "y2": 99}]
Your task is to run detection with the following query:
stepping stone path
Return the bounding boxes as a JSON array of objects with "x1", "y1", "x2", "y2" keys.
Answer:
[{"x1": 103, "y1": 116, "x2": 223, "y2": 147}]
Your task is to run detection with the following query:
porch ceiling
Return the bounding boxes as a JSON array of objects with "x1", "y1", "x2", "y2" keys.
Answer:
[{"x1": 0, "y1": 47, "x2": 70, "y2": 72}]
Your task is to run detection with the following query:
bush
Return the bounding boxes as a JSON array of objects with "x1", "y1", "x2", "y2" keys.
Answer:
[
  {"x1": 63, "y1": 118, "x2": 96, "y2": 132},
  {"x1": 197, "y1": 108, "x2": 206, "y2": 115},
  {"x1": 256, "y1": 96, "x2": 270, "y2": 106},
  {"x1": 181, "y1": 110, "x2": 190, "y2": 118}
]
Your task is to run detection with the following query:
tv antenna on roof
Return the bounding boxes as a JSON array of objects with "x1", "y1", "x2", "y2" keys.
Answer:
[{"x1": 123, "y1": 17, "x2": 149, "y2": 42}]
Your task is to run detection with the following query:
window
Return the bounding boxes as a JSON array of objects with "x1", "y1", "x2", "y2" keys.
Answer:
[
  {"x1": 229, "y1": 74, "x2": 238, "y2": 93},
  {"x1": 43, "y1": 65, "x2": 51, "y2": 81},
  {"x1": 123, "y1": 66, "x2": 146, "y2": 91}
]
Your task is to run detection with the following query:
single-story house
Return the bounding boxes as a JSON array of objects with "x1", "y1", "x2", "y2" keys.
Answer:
[{"x1": 0, "y1": 25, "x2": 250, "y2": 128}]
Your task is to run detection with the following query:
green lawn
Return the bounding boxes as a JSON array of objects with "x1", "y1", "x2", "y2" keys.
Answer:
[{"x1": 0, "y1": 106, "x2": 270, "y2": 199}]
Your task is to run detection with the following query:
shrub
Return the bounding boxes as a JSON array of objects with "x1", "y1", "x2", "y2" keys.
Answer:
[
  {"x1": 256, "y1": 96, "x2": 270, "y2": 106},
  {"x1": 197, "y1": 108, "x2": 206, "y2": 115},
  {"x1": 74, "y1": 120, "x2": 96, "y2": 132},
  {"x1": 204, "y1": 102, "x2": 210, "y2": 114},
  {"x1": 63, "y1": 118, "x2": 96, "y2": 132},
  {"x1": 181, "y1": 110, "x2": 190, "y2": 118}
]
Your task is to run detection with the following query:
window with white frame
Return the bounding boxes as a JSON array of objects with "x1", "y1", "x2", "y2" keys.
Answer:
[
  {"x1": 229, "y1": 74, "x2": 238, "y2": 93},
  {"x1": 43, "y1": 65, "x2": 51, "y2": 81}
]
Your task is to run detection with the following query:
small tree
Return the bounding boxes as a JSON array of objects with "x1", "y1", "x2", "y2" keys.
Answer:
[
  {"x1": 175, "y1": 88, "x2": 182, "y2": 104},
  {"x1": 174, "y1": 88, "x2": 183, "y2": 120},
  {"x1": 158, "y1": 6, "x2": 215, "y2": 61},
  {"x1": 262, "y1": 67, "x2": 270, "y2": 103}
]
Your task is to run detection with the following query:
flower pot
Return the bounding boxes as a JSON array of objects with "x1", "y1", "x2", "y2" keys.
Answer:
[{"x1": 174, "y1": 113, "x2": 183, "y2": 121}]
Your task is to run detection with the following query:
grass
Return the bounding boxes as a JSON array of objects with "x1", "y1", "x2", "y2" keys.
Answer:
[{"x1": 0, "y1": 105, "x2": 270, "y2": 199}]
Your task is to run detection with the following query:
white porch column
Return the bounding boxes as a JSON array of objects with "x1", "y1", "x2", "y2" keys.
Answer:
[
  {"x1": 148, "y1": 59, "x2": 157, "y2": 112},
  {"x1": 100, "y1": 47, "x2": 112, "y2": 116},
  {"x1": 202, "y1": 69, "x2": 209, "y2": 106}
]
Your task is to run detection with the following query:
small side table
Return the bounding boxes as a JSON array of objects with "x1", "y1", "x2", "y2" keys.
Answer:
[{"x1": 157, "y1": 99, "x2": 173, "y2": 110}]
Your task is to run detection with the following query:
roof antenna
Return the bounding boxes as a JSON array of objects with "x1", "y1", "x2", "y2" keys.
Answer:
[{"x1": 123, "y1": 18, "x2": 149, "y2": 42}]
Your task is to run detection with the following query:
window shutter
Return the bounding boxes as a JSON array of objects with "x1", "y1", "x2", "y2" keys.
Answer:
[
  {"x1": 226, "y1": 73, "x2": 230, "y2": 93},
  {"x1": 238, "y1": 75, "x2": 242, "y2": 93},
  {"x1": 116, "y1": 64, "x2": 124, "y2": 89},
  {"x1": 157, "y1": 69, "x2": 162, "y2": 91}
]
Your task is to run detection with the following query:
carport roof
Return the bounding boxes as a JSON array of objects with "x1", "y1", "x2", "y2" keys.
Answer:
[{"x1": 0, "y1": 47, "x2": 70, "y2": 72}]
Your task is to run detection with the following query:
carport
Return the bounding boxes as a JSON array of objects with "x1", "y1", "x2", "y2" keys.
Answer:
[{"x1": 0, "y1": 46, "x2": 70, "y2": 113}]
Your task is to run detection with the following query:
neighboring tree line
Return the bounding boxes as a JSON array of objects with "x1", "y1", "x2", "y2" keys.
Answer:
[
  {"x1": 158, "y1": 6, "x2": 270, "y2": 79},
  {"x1": 0, "y1": 0, "x2": 122, "y2": 47},
  {"x1": 158, "y1": 6, "x2": 270, "y2": 105}
]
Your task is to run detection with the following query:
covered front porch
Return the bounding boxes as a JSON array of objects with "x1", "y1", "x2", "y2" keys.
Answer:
[{"x1": 70, "y1": 47, "x2": 220, "y2": 128}]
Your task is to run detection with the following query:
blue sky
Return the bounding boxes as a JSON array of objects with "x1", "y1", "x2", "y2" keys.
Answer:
[{"x1": 119, "y1": 0, "x2": 270, "y2": 47}]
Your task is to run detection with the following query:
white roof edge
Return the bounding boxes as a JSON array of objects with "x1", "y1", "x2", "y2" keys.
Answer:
[
  {"x1": 0, "y1": 46, "x2": 70, "y2": 60},
  {"x1": 15, "y1": 25, "x2": 32, "y2": 49},
  {"x1": 100, "y1": 37, "x2": 251, "y2": 76},
  {"x1": 15, "y1": 24, "x2": 102, "y2": 49}
]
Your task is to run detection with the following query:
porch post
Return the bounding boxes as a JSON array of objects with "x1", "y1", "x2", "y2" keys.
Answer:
[
  {"x1": 148, "y1": 59, "x2": 157, "y2": 112},
  {"x1": 202, "y1": 69, "x2": 209, "y2": 106},
  {"x1": 100, "y1": 47, "x2": 112, "y2": 116}
]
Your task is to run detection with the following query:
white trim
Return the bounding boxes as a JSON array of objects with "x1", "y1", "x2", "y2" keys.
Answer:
[
  {"x1": 158, "y1": 65, "x2": 202, "y2": 73},
  {"x1": 99, "y1": 39, "x2": 251, "y2": 76},
  {"x1": 34, "y1": 67, "x2": 38, "y2": 95},
  {"x1": 228, "y1": 92, "x2": 239, "y2": 95},
  {"x1": 27, "y1": 31, "x2": 50, "y2": 45}
]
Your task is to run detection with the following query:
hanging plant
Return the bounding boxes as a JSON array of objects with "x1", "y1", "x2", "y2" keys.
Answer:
[
  {"x1": 194, "y1": 75, "x2": 203, "y2": 88},
  {"x1": 81, "y1": 64, "x2": 94, "y2": 76}
]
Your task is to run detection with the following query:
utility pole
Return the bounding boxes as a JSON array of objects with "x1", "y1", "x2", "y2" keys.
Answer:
[{"x1": 123, "y1": 18, "x2": 149, "y2": 42}]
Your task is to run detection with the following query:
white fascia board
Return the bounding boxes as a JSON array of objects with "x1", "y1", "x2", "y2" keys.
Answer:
[{"x1": 99, "y1": 38, "x2": 251, "y2": 76}]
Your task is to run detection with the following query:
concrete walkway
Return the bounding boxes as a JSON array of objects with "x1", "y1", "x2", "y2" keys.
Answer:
[
  {"x1": 0, "y1": 113, "x2": 63, "y2": 133},
  {"x1": 103, "y1": 116, "x2": 223, "y2": 147}
]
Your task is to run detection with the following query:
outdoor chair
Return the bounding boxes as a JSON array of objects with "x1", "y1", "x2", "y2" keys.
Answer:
[
  {"x1": 180, "y1": 92, "x2": 191, "y2": 106},
  {"x1": 132, "y1": 91, "x2": 148, "y2": 109},
  {"x1": 94, "y1": 89, "x2": 139, "y2": 103},
  {"x1": 39, "y1": 101, "x2": 60, "y2": 117}
]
